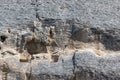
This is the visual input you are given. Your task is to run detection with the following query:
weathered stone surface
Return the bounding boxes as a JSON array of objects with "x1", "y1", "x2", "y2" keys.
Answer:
[
  {"x1": 74, "y1": 51, "x2": 120, "y2": 80},
  {"x1": 0, "y1": 0, "x2": 120, "y2": 80},
  {"x1": 0, "y1": 54, "x2": 75, "y2": 80},
  {"x1": 1, "y1": 50, "x2": 120, "y2": 80},
  {"x1": 0, "y1": 0, "x2": 120, "y2": 29}
]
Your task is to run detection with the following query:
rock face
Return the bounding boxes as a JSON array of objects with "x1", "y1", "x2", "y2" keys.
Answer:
[{"x1": 0, "y1": 0, "x2": 120, "y2": 80}]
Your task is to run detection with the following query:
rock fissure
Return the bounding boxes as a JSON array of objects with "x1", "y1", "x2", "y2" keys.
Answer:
[
  {"x1": 26, "y1": 61, "x2": 32, "y2": 80},
  {"x1": 72, "y1": 52, "x2": 77, "y2": 80}
]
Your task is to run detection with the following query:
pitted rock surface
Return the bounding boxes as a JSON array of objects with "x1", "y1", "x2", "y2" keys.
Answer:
[{"x1": 0, "y1": 0, "x2": 120, "y2": 80}]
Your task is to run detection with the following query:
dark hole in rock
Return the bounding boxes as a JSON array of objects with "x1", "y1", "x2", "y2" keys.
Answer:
[
  {"x1": 51, "y1": 55, "x2": 59, "y2": 62},
  {"x1": 0, "y1": 35, "x2": 7, "y2": 42},
  {"x1": 36, "y1": 56, "x2": 40, "y2": 59},
  {"x1": 49, "y1": 28, "x2": 54, "y2": 38},
  {"x1": 25, "y1": 38, "x2": 47, "y2": 55},
  {"x1": 8, "y1": 28, "x2": 11, "y2": 33}
]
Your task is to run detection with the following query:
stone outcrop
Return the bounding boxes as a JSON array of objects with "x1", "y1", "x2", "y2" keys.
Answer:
[{"x1": 0, "y1": 0, "x2": 120, "y2": 80}]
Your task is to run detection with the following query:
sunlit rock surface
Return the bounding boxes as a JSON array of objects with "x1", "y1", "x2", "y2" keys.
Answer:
[{"x1": 0, "y1": 0, "x2": 120, "y2": 80}]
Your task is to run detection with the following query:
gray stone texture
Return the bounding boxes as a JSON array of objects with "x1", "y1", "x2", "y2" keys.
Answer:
[
  {"x1": 0, "y1": 0, "x2": 120, "y2": 80},
  {"x1": 0, "y1": 0, "x2": 120, "y2": 29}
]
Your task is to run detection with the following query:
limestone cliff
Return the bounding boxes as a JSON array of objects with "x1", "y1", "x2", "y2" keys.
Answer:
[{"x1": 0, "y1": 0, "x2": 120, "y2": 80}]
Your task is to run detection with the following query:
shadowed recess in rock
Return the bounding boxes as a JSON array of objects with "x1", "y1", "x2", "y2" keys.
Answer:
[
  {"x1": 25, "y1": 38, "x2": 47, "y2": 55},
  {"x1": 0, "y1": 35, "x2": 7, "y2": 42}
]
